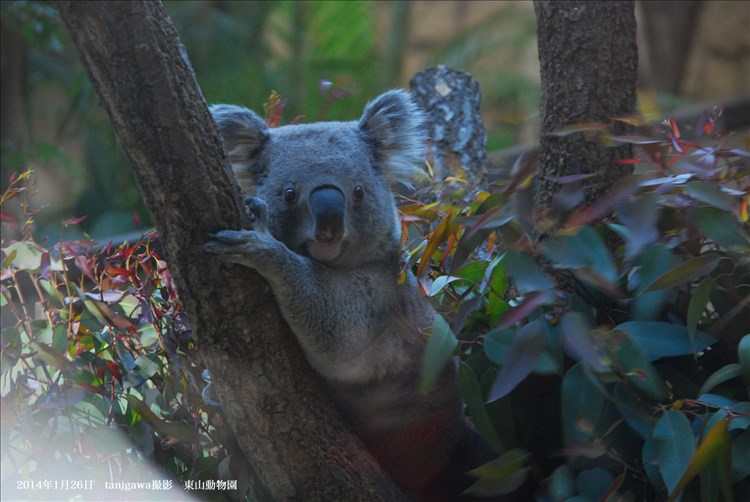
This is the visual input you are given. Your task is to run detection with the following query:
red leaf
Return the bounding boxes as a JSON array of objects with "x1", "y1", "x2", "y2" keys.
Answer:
[
  {"x1": 670, "y1": 117, "x2": 681, "y2": 139},
  {"x1": 62, "y1": 215, "x2": 88, "y2": 227},
  {"x1": 496, "y1": 291, "x2": 553, "y2": 329},
  {"x1": 0, "y1": 210, "x2": 17, "y2": 223},
  {"x1": 133, "y1": 212, "x2": 141, "y2": 226},
  {"x1": 107, "y1": 267, "x2": 132, "y2": 277},
  {"x1": 104, "y1": 360, "x2": 123, "y2": 386},
  {"x1": 75, "y1": 255, "x2": 96, "y2": 281}
]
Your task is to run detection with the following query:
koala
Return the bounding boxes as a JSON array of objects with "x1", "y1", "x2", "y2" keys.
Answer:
[{"x1": 205, "y1": 91, "x2": 495, "y2": 500}]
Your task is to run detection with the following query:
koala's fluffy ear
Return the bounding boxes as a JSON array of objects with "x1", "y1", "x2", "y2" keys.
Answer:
[
  {"x1": 358, "y1": 90, "x2": 426, "y2": 187},
  {"x1": 210, "y1": 104, "x2": 269, "y2": 194}
]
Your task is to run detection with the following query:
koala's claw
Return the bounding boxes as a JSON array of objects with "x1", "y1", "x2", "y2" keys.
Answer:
[{"x1": 243, "y1": 196, "x2": 268, "y2": 231}]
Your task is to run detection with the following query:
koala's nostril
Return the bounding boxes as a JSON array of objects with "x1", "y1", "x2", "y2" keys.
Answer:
[{"x1": 309, "y1": 186, "x2": 345, "y2": 243}]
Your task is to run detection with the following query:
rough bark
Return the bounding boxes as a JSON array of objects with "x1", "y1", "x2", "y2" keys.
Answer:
[
  {"x1": 409, "y1": 65, "x2": 488, "y2": 190},
  {"x1": 55, "y1": 2, "x2": 405, "y2": 501},
  {"x1": 533, "y1": 1, "x2": 638, "y2": 231}
]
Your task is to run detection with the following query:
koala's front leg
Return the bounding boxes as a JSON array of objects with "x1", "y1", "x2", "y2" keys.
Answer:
[
  {"x1": 203, "y1": 197, "x2": 386, "y2": 381},
  {"x1": 203, "y1": 197, "x2": 293, "y2": 272}
]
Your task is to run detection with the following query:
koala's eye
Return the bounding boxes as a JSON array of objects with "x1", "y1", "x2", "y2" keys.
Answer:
[
  {"x1": 353, "y1": 185, "x2": 365, "y2": 201},
  {"x1": 283, "y1": 188, "x2": 297, "y2": 203}
]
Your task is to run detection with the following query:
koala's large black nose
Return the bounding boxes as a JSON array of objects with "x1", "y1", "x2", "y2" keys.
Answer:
[{"x1": 309, "y1": 186, "x2": 345, "y2": 243}]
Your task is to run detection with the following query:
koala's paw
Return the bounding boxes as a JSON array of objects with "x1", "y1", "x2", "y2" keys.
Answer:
[
  {"x1": 202, "y1": 228, "x2": 276, "y2": 268},
  {"x1": 244, "y1": 196, "x2": 268, "y2": 232}
]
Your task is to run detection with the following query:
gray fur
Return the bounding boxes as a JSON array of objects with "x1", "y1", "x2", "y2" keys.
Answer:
[{"x1": 205, "y1": 91, "x2": 488, "y2": 497}]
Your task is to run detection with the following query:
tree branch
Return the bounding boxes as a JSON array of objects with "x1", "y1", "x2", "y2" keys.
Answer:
[{"x1": 55, "y1": 2, "x2": 405, "y2": 500}]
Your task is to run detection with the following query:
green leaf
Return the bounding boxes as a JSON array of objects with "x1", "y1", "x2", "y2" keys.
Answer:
[
  {"x1": 2, "y1": 241, "x2": 45, "y2": 271},
  {"x1": 560, "y1": 312, "x2": 608, "y2": 373},
  {"x1": 561, "y1": 363, "x2": 607, "y2": 448},
  {"x1": 541, "y1": 226, "x2": 618, "y2": 283},
  {"x1": 125, "y1": 395, "x2": 200, "y2": 443},
  {"x1": 667, "y1": 419, "x2": 730, "y2": 502},
  {"x1": 503, "y1": 250, "x2": 555, "y2": 293},
  {"x1": 649, "y1": 411, "x2": 695, "y2": 496},
  {"x1": 731, "y1": 430, "x2": 750, "y2": 483},
  {"x1": 124, "y1": 354, "x2": 160, "y2": 389},
  {"x1": 632, "y1": 244, "x2": 678, "y2": 295},
  {"x1": 429, "y1": 275, "x2": 464, "y2": 297},
  {"x1": 696, "y1": 207, "x2": 750, "y2": 250},
  {"x1": 487, "y1": 319, "x2": 546, "y2": 402},
  {"x1": 458, "y1": 363, "x2": 503, "y2": 452},
  {"x1": 687, "y1": 278, "x2": 713, "y2": 342},
  {"x1": 685, "y1": 181, "x2": 735, "y2": 212},
  {"x1": 739, "y1": 334, "x2": 750, "y2": 394},
  {"x1": 617, "y1": 321, "x2": 715, "y2": 361},
  {"x1": 419, "y1": 315, "x2": 458, "y2": 395},
  {"x1": 463, "y1": 449, "x2": 530, "y2": 497},
  {"x1": 609, "y1": 330, "x2": 666, "y2": 399},
  {"x1": 576, "y1": 468, "x2": 614, "y2": 501},
  {"x1": 615, "y1": 193, "x2": 660, "y2": 259},
  {"x1": 643, "y1": 254, "x2": 722, "y2": 292},
  {"x1": 486, "y1": 260, "x2": 509, "y2": 322},
  {"x1": 699, "y1": 364, "x2": 742, "y2": 395}
]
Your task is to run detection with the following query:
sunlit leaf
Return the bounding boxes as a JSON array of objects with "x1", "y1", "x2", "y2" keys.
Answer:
[
  {"x1": 3, "y1": 241, "x2": 46, "y2": 271},
  {"x1": 124, "y1": 354, "x2": 160, "y2": 389},
  {"x1": 416, "y1": 214, "x2": 453, "y2": 280}
]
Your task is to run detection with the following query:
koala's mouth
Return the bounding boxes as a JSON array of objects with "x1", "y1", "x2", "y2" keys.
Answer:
[{"x1": 306, "y1": 240, "x2": 344, "y2": 262}]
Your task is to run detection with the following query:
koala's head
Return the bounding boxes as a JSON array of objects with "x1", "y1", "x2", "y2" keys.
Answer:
[{"x1": 210, "y1": 90, "x2": 425, "y2": 268}]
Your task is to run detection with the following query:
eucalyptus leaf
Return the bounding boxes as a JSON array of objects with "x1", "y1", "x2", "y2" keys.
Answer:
[
  {"x1": 487, "y1": 319, "x2": 546, "y2": 402},
  {"x1": 649, "y1": 410, "x2": 695, "y2": 496},
  {"x1": 616, "y1": 321, "x2": 715, "y2": 361},
  {"x1": 419, "y1": 315, "x2": 458, "y2": 395}
]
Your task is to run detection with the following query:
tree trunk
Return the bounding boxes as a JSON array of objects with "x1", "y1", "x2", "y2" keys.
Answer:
[
  {"x1": 55, "y1": 2, "x2": 405, "y2": 501},
  {"x1": 639, "y1": 1, "x2": 701, "y2": 95},
  {"x1": 533, "y1": 1, "x2": 638, "y2": 231},
  {"x1": 410, "y1": 65, "x2": 488, "y2": 190}
]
